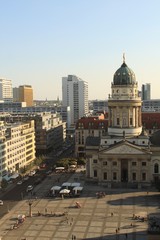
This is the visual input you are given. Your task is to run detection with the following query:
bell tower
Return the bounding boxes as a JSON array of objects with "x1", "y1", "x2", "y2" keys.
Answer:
[{"x1": 108, "y1": 57, "x2": 142, "y2": 137}]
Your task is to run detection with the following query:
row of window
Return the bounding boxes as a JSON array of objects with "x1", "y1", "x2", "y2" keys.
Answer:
[
  {"x1": 94, "y1": 170, "x2": 147, "y2": 181},
  {"x1": 93, "y1": 160, "x2": 148, "y2": 167}
]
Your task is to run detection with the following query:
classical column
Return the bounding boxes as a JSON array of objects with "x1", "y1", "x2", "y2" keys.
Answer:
[{"x1": 128, "y1": 107, "x2": 130, "y2": 127}]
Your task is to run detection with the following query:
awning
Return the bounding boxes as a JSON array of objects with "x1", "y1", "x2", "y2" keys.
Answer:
[{"x1": 55, "y1": 167, "x2": 65, "y2": 170}]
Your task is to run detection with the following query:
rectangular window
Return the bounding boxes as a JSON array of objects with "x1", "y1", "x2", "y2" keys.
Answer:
[
  {"x1": 130, "y1": 118, "x2": 133, "y2": 125},
  {"x1": 142, "y1": 162, "x2": 146, "y2": 166},
  {"x1": 103, "y1": 161, "x2": 107, "y2": 165},
  {"x1": 104, "y1": 172, "x2": 107, "y2": 180},
  {"x1": 132, "y1": 162, "x2": 137, "y2": 166},
  {"x1": 94, "y1": 170, "x2": 97, "y2": 177},
  {"x1": 117, "y1": 118, "x2": 120, "y2": 125},
  {"x1": 113, "y1": 172, "x2": 117, "y2": 180},
  {"x1": 113, "y1": 161, "x2": 117, "y2": 166},
  {"x1": 93, "y1": 159, "x2": 97, "y2": 164},
  {"x1": 142, "y1": 173, "x2": 146, "y2": 181},
  {"x1": 132, "y1": 172, "x2": 136, "y2": 181}
]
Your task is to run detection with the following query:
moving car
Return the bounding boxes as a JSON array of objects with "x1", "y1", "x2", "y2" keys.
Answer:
[
  {"x1": 17, "y1": 181, "x2": 23, "y2": 185},
  {"x1": 26, "y1": 185, "x2": 33, "y2": 192}
]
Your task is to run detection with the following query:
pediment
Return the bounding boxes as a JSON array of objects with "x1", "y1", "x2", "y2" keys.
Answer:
[{"x1": 100, "y1": 142, "x2": 150, "y2": 155}]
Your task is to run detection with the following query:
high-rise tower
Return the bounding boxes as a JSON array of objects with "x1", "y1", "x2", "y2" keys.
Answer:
[
  {"x1": 141, "y1": 83, "x2": 151, "y2": 100},
  {"x1": 0, "y1": 79, "x2": 13, "y2": 102},
  {"x1": 62, "y1": 75, "x2": 88, "y2": 125},
  {"x1": 19, "y1": 85, "x2": 33, "y2": 107}
]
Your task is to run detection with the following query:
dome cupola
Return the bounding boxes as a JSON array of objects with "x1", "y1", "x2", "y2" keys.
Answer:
[{"x1": 113, "y1": 56, "x2": 136, "y2": 85}]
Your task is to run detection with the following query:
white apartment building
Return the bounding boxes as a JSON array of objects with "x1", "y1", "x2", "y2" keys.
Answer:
[
  {"x1": 62, "y1": 75, "x2": 89, "y2": 126},
  {"x1": 0, "y1": 79, "x2": 13, "y2": 102},
  {"x1": 0, "y1": 120, "x2": 35, "y2": 181}
]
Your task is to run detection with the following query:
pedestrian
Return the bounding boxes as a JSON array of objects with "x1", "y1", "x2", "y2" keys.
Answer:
[
  {"x1": 125, "y1": 233, "x2": 128, "y2": 239},
  {"x1": 111, "y1": 212, "x2": 113, "y2": 217},
  {"x1": 45, "y1": 208, "x2": 47, "y2": 215},
  {"x1": 118, "y1": 227, "x2": 120, "y2": 231},
  {"x1": 116, "y1": 229, "x2": 118, "y2": 234}
]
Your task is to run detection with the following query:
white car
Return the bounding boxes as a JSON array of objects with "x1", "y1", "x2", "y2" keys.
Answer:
[
  {"x1": 17, "y1": 181, "x2": 23, "y2": 185},
  {"x1": 29, "y1": 170, "x2": 36, "y2": 176},
  {"x1": 0, "y1": 200, "x2": 3, "y2": 206},
  {"x1": 26, "y1": 185, "x2": 33, "y2": 192}
]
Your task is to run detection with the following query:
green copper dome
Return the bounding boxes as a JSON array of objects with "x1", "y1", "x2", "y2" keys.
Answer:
[{"x1": 113, "y1": 62, "x2": 136, "y2": 85}]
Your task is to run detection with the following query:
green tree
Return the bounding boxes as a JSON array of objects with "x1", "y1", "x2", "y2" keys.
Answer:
[{"x1": 1, "y1": 179, "x2": 8, "y2": 189}]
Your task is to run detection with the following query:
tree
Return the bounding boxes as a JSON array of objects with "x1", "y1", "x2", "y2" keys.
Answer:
[{"x1": 1, "y1": 179, "x2": 8, "y2": 189}]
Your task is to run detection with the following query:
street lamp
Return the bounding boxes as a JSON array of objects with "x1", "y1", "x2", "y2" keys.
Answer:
[{"x1": 27, "y1": 198, "x2": 34, "y2": 217}]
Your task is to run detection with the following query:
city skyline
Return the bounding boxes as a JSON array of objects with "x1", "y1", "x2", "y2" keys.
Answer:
[{"x1": 0, "y1": 0, "x2": 160, "y2": 100}]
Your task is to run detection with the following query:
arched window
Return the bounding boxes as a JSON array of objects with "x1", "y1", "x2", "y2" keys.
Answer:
[{"x1": 154, "y1": 163, "x2": 159, "y2": 174}]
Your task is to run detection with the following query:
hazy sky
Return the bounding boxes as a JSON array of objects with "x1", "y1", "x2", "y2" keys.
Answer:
[{"x1": 0, "y1": 0, "x2": 160, "y2": 100}]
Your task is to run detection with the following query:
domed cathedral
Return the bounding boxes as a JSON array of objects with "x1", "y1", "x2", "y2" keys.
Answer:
[
  {"x1": 85, "y1": 56, "x2": 160, "y2": 188},
  {"x1": 108, "y1": 55, "x2": 142, "y2": 137}
]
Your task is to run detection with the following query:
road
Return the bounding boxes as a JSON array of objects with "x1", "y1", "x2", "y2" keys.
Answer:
[{"x1": 0, "y1": 143, "x2": 75, "y2": 218}]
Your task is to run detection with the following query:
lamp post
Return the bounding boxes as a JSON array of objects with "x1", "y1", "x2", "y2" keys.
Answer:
[{"x1": 27, "y1": 198, "x2": 34, "y2": 217}]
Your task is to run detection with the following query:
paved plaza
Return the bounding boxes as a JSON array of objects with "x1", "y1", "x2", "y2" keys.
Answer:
[{"x1": 0, "y1": 172, "x2": 160, "y2": 240}]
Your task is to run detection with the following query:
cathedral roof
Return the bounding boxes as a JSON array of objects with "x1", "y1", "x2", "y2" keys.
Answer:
[{"x1": 113, "y1": 60, "x2": 136, "y2": 85}]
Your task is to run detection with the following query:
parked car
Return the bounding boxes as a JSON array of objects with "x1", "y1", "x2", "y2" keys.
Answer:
[
  {"x1": 0, "y1": 200, "x2": 3, "y2": 206},
  {"x1": 26, "y1": 185, "x2": 33, "y2": 192},
  {"x1": 29, "y1": 170, "x2": 36, "y2": 176}
]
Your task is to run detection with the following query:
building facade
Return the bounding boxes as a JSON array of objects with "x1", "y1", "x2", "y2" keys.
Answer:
[
  {"x1": 75, "y1": 113, "x2": 108, "y2": 158},
  {"x1": 0, "y1": 79, "x2": 13, "y2": 102},
  {"x1": 0, "y1": 120, "x2": 35, "y2": 181},
  {"x1": 85, "y1": 59, "x2": 160, "y2": 187},
  {"x1": 142, "y1": 83, "x2": 151, "y2": 100},
  {"x1": 0, "y1": 112, "x2": 66, "y2": 154},
  {"x1": 19, "y1": 85, "x2": 33, "y2": 107},
  {"x1": 62, "y1": 75, "x2": 89, "y2": 126}
]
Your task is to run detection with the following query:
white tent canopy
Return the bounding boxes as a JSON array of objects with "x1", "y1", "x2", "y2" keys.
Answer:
[
  {"x1": 62, "y1": 182, "x2": 72, "y2": 187},
  {"x1": 71, "y1": 182, "x2": 81, "y2": 187},
  {"x1": 73, "y1": 186, "x2": 83, "y2": 191},
  {"x1": 50, "y1": 186, "x2": 61, "y2": 191},
  {"x1": 73, "y1": 186, "x2": 83, "y2": 195},
  {"x1": 59, "y1": 189, "x2": 70, "y2": 194}
]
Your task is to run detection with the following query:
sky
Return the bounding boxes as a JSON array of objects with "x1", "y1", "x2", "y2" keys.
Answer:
[{"x1": 0, "y1": 0, "x2": 160, "y2": 100}]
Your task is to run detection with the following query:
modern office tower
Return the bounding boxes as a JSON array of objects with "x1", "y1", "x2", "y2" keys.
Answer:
[
  {"x1": 141, "y1": 83, "x2": 151, "y2": 100},
  {"x1": 19, "y1": 85, "x2": 33, "y2": 107},
  {"x1": 0, "y1": 79, "x2": 13, "y2": 102},
  {"x1": 62, "y1": 75, "x2": 89, "y2": 126}
]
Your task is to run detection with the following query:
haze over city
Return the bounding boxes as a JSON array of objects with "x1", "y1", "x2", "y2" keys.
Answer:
[{"x1": 0, "y1": 0, "x2": 160, "y2": 100}]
